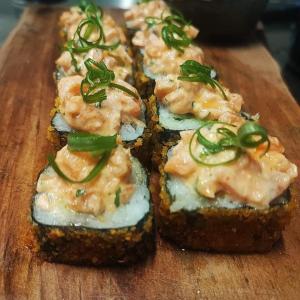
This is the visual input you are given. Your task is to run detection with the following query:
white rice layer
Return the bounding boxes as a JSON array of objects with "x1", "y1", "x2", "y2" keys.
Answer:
[
  {"x1": 167, "y1": 175, "x2": 287, "y2": 212},
  {"x1": 52, "y1": 112, "x2": 145, "y2": 142},
  {"x1": 158, "y1": 104, "x2": 203, "y2": 131},
  {"x1": 33, "y1": 158, "x2": 150, "y2": 229},
  {"x1": 166, "y1": 175, "x2": 244, "y2": 213}
]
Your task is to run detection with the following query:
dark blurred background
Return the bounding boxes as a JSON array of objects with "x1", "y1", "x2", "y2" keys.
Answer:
[{"x1": 0, "y1": 0, "x2": 299, "y2": 101}]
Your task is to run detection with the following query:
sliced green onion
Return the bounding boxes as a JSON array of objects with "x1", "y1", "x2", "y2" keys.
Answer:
[
  {"x1": 145, "y1": 16, "x2": 161, "y2": 27},
  {"x1": 66, "y1": 3, "x2": 120, "y2": 72},
  {"x1": 114, "y1": 187, "x2": 121, "y2": 207},
  {"x1": 48, "y1": 151, "x2": 110, "y2": 183},
  {"x1": 67, "y1": 132, "x2": 117, "y2": 152},
  {"x1": 80, "y1": 58, "x2": 139, "y2": 104},
  {"x1": 162, "y1": 24, "x2": 192, "y2": 52},
  {"x1": 79, "y1": 0, "x2": 103, "y2": 20},
  {"x1": 49, "y1": 132, "x2": 117, "y2": 183},
  {"x1": 237, "y1": 121, "x2": 270, "y2": 156},
  {"x1": 189, "y1": 130, "x2": 242, "y2": 166},
  {"x1": 138, "y1": 0, "x2": 153, "y2": 3},
  {"x1": 76, "y1": 189, "x2": 86, "y2": 197},
  {"x1": 81, "y1": 88, "x2": 107, "y2": 104},
  {"x1": 178, "y1": 60, "x2": 228, "y2": 100},
  {"x1": 188, "y1": 121, "x2": 270, "y2": 166},
  {"x1": 77, "y1": 17, "x2": 104, "y2": 46},
  {"x1": 109, "y1": 82, "x2": 139, "y2": 99},
  {"x1": 65, "y1": 40, "x2": 80, "y2": 73},
  {"x1": 237, "y1": 122, "x2": 269, "y2": 148},
  {"x1": 164, "y1": 8, "x2": 190, "y2": 27},
  {"x1": 144, "y1": 9, "x2": 193, "y2": 51}
]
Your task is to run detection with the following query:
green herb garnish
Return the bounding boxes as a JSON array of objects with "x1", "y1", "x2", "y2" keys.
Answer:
[
  {"x1": 138, "y1": 0, "x2": 153, "y2": 3},
  {"x1": 114, "y1": 187, "x2": 121, "y2": 207},
  {"x1": 189, "y1": 121, "x2": 270, "y2": 166},
  {"x1": 79, "y1": 0, "x2": 102, "y2": 19},
  {"x1": 173, "y1": 114, "x2": 194, "y2": 121},
  {"x1": 66, "y1": 2, "x2": 119, "y2": 72},
  {"x1": 80, "y1": 58, "x2": 139, "y2": 105},
  {"x1": 76, "y1": 189, "x2": 86, "y2": 197},
  {"x1": 145, "y1": 9, "x2": 192, "y2": 52},
  {"x1": 178, "y1": 60, "x2": 227, "y2": 100},
  {"x1": 48, "y1": 133, "x2": 117, "y2": 183}
]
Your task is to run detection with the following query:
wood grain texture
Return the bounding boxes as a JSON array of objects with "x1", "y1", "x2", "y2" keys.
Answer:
[{"x1": 0, "y1": 6, "x2": 300, "y2": 300}]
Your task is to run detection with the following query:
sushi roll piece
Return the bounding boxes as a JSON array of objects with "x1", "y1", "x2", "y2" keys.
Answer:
[
  {"x1": 157, "y1": 121, "x2": 298, "y2": 252},
  {"x1": 56, "y1": 1, "x2": 133, "y2": 83},
  {"x1": 151, "y1": 60, "x2": 244, "y2": 157},
  {"x1": 55, "y1": 45, "x2": 134, "y2": 84},
  {"x1": 124, "y1": 0, "x2": 170, "y2": 35},
  {"x1": 48, "y1": 59, "x2": 151, "y2": 164},
  {"x1": 125, "y1": 0, "x2": 203, "y2": 98},
  {"x1": 32, "y1": 133, "x2": 155, "y2": 265},
  {"x1": 148, "y1": 60, "x2": 245, "y2": 167},
  {"x1": 59, "y1": 0, "x2": 126, "y2": 43}
]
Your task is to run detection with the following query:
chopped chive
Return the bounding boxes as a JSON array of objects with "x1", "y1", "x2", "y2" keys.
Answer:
[
  {"x1": 178, "y1": 60, "x2": 228, "y2": 100},
  {"x1": 76, "y1": 189, "x2": 86, "y2": 197},
  {"x1": 80, "y1": 58, "x2": 139, "y2": 105},
  {"x1": 114, "y1": 187, "x2": 121, "y2": 207},
  {"x1": 66, "y1": 2, "x2": 119, "y2": 72},
  {"x1": 48, "y1": 132, "x2": 117, "y2": 183},
  {"x1": 189, "y1": 121, "x2": 270, "y2": 166},
  {"x1": 145, "y1": 9, "x2": 193, "y2": 51}
]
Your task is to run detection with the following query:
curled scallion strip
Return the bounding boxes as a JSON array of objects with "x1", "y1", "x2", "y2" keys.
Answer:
[
  {"x1": 161, "y1": 24, "x2": 192, "y2": 52},
  {"x1": 138, "y1": 0, "x2": 153, "y2": 4},
  {"x1": 178, "y1": 60, "x2": 228, "y2": 100},
  {"x1": 79, "y1": 0, "x2": 103, "y2": 20},
  {"x1": 68, "y1": 132, "x2": 117, "y2": 152},
  {"x1": 66, "y1": 1, "x2": 120, "y2": 71},
  {"x1": 145, "y1": 9, "x2": 192, "y2": 52},
  {"x1": 189, "y1": 121, "x2": 270, "y2": 166},
  {"x1": 80, "y1": 58, "x2": 139, "y2": 105},
  {"x1": 48, "y1": 133, "x2": 117, "y2": 183}
]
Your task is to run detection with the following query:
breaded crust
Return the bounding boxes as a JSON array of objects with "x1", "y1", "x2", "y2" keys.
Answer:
[{"x1": 157, "y1": 144, "x2": 296, "y2": 253}]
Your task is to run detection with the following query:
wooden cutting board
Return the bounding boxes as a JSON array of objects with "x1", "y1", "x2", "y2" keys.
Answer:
[{"x1": 0, "y1": 5, "x2": 300, "y2": 300}]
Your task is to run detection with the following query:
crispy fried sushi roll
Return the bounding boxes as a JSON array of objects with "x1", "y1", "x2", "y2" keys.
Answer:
[
  {"x1": 158, "y1": 121, "x2": 298, "y2": 252},
  {"x1": 49, "y1": 59, "x2": 151, "y2": 163},
  {"x1": 124, "y1": 0, "x2": 170, "y2": 34},
  {"x1": 149, "y1": 60, "x2": 246, "y2": 167},
  {"x1": 59, "y1": 1, "x2": 126, "y2": 43},
  {"x1": 125, "y1": 0, "x2": 203, "y2": 99},
  {"x1": 32, "y1": 134, "x2": 155, "y2": 265},
  {"x1": 56, "y1": 1, "x2": 133, "y2": 84}
]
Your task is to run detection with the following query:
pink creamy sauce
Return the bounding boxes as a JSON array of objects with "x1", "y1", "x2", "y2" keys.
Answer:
[
  {"x1": 56, "y1": 46, "x2": 133, "y2": 80},
  {"x1": 124, "y1": 0, "x2": 169, "y2": 30},
  {"x1": 36, "y1": 145, "x2": 135, "y2": 216},
  {"x1": 155, "y1": 74, "x2": 244, "y2": 122},
  {"x1": 132, "y1": 26, "x2": 203, "y2": 77},
  {"x1": 57, "y1": 7, "x2": 131, "y2": 79},
  {"x1": 165, "y1": 128, "x2": 298, "y2": 209},
  {"x1": 57, "y1": 75, "x2": 144, "y2": 136},
  {"x1": 60, "y1": 7, "x2": 126, "y2": 44}
]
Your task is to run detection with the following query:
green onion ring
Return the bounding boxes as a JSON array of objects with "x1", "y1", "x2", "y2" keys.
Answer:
[
  {"x1": 67, "y1": 133, "x2": 117, "y2": 152},
  {"x1": 189, "y1": 128, "x2": 242, "y2": 166},
  {"x1": 188, "y1": 121, "x2": 270, "y2": 167},
  {"x1": 48, "y1": 151, "x2": 111, "y2": 183},
  {"x1": 178, "y1": 60, "x2": 228, "y2": 100}
]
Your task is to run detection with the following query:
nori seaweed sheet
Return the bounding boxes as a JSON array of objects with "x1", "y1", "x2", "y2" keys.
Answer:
[{"x1": 31, "y1": 170, "x2": 156, "y2": 266}]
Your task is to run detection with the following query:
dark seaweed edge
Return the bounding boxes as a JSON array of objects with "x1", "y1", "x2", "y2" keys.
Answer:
[{"x1": 31, "y1": 159, "x2": 153, "y2": 233}]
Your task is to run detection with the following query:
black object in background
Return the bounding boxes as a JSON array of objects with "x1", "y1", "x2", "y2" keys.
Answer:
[{"x1": 166, "y1": 0, "x2": 268, "y2": 38}]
